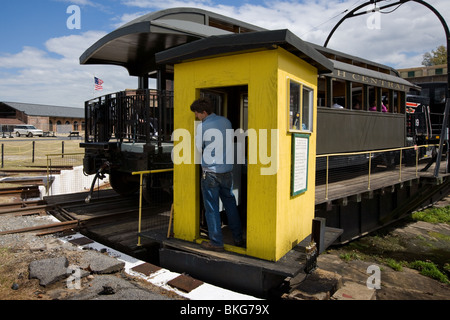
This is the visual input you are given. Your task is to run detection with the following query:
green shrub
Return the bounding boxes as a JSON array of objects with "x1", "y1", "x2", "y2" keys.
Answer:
[
  {"x1": 411, "y1": 206, "x2": 450, "y2": 224},
  {"x1": 409, "y1": 260, "x2": 449, "y2": 284}
]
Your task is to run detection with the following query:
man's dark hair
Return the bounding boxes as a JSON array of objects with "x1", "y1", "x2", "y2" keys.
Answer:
[{"x1": 190, "y1": 98, "x2": 214, "y2": 115}]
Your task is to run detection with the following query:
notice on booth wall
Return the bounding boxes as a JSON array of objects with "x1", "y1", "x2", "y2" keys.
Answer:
[{"x1": 291, "y1": 134, "x2": 309, "y2": 196}]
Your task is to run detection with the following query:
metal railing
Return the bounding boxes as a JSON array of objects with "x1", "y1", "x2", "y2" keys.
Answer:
[
  {"x1": 85, "y1": 89, "x2": 174, "y2": 145},
  {"x1": 316, "y1": 144, "x2": 441, "y2": 201},
  {"x1": 132, "y1": 168, "x2": 174, "y2": 246}
]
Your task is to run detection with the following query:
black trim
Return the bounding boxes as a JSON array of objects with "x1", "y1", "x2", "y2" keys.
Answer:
[{"x1": 155, "y1": 29, "x2": 334, "y2": 74}]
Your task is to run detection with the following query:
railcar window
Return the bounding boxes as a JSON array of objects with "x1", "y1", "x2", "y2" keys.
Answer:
[
  {"x1": 317, "y1": 77, "x2": 326, "y2": 107},
  {"x1": 421, "y1": 88, "x2": 430, "y2": 98},
  {"x1": 382, "y1": 88, "x2": 390, "y2": 113},
  {"x1": 289, "y1": 81, "x2": 301, "y2": 130},
  {"x1": 302, "y1": 87, "x2": 313, "y2": 131},
  {"x1": 435, "y1": 87, "x2": 446, "y2": 104},
  {"x1": 288, "y1": 79, "x2": 313, "y2": 132},
  {"x1": 332, "y1": 79, "x2": 346, "y2": 109},
  {"x1": 352, "y1": 83, "x2": 364, "y2": 110}
]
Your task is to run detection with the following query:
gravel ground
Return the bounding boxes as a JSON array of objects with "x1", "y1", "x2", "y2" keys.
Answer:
[
  {"x1": 0, "y1": 213, "x2": 184, "y2": 300},
  {"x1": 0, "y1": 215, "x2": 57, "y2": 249}
]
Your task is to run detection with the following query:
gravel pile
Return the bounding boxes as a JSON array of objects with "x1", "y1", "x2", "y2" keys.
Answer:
[{"x1": 0, "y1": 214, "x2": 58, "y2": 249}]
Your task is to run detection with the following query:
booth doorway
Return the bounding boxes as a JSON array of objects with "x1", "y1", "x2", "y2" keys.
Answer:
[{"x1": 199, "y1": 85, "x2": 248, "y2": 247}]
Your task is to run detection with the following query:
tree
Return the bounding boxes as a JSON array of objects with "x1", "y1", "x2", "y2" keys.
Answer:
[{"x1": 422, "y1": 45, "x2": 447, "y2": 66}]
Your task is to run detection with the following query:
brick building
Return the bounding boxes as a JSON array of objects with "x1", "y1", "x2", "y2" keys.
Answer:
[
  {"x1": 397, "y1": 64, "x2": 447, "y2": 84},
  {"x1": 0, "y1": 101, "x2": 84, "y2": 134}
]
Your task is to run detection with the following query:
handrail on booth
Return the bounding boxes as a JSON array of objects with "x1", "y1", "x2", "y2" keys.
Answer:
[{"x1": 132, "y1": 168, "x2": 174, "y2": 246}]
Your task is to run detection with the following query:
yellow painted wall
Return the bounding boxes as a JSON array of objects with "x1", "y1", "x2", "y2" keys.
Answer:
[
  {"x1": 275, "y1": 49, "x2": 317, "y2": 260},
  {"x1": 172, "y1": 47, "x2": 317, "y2": 261}
]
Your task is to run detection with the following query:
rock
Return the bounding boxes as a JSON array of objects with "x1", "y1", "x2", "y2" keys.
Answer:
[
  {"x1": 98, "y1": 285, "x2": 115, "y2": 295},
  {"x1": 79, "y1": 250, "x2": 125, "y2": 274},
  {"x1": 332, "y1": 281, "x2": 376, "y2": 300},
  {"x1": 29, "y1": 256, "x2": 69, "y2": 287},
  {"x1": 11, "y1": 283, "x2": 19, "y2": 290},
  {"x1": 285, "y1": 269, "x2": 342, "y2": 300},
  {"x1": 67, "y1": 275, "x2": 173, "y2": 300}
]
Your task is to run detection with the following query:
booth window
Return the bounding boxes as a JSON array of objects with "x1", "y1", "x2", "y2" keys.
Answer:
[{"x1": 289, "y1": 79, "x2": 313, "y2": 132}]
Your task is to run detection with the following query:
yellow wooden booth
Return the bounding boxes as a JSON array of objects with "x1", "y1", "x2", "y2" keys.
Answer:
[{"x1": 157, "y1": 29, "x2": 333, "y2": 262}]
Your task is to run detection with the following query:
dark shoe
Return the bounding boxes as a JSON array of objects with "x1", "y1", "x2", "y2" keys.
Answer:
[
  {"x1": 234, "y1": 239, "x2": 246, "y2": 248},
  {"x1": 201, "y1": 241, "x2": 225, "y2": 252}
]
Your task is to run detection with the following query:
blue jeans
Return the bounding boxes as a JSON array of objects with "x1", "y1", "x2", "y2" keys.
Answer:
[{"x1": 201, "y1": 171, "x2": 243, "y2": 247}]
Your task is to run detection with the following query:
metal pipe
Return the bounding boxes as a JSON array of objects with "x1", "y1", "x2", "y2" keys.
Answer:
[
  {"x1": 137, "y1": 173, "x2": 143, "y2": 247},
  {"x1": 368, "y1": 152, "x2": 372, "y2": 190},
  {"x1": 325, "y1": 155, "x2": 329, "y2": 200}
]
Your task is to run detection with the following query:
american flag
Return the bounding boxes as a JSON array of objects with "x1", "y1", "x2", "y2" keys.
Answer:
[{"x1": 94, "y1": 77, "x2": 104, "y2": 91}]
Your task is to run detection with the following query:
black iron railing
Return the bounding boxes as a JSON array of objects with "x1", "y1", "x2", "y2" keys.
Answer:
[{"x1": 84, "y1": 89, "x2": 174, "y2": 145}]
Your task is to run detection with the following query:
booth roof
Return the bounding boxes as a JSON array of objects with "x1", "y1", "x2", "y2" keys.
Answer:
[{"x1": 155, "y1": 29, "x2": 334, "y2": 74}]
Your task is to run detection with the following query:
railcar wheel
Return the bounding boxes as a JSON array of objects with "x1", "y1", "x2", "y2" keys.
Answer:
[{"x1": 109, "y1": 170, "x2": 139, "y2": 196}]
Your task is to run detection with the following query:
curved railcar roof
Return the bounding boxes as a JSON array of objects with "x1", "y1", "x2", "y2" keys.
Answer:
[
  {"x1": 79, "y1": 7, "x2": 266, "y2": 76},
  {"x1": 329, "y1": 60, "x2": 418, "y2": 91}
]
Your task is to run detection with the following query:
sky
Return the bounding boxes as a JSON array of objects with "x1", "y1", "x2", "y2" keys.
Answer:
[{"x1": 0, "y1": 0, "x2": 449, "y2": 108}]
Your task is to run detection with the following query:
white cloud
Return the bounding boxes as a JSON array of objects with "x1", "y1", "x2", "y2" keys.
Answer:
[
  {"x1": 0, "y1": 31, "x2": 137, "y2": 108},
  {"x1": 120, "y1": 0, "x2": 450, "y2": 69}
]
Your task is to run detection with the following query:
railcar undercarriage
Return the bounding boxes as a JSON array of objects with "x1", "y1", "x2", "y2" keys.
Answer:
[{"x1": 81, "y1": 90, "x2": 174, "y2": 203}]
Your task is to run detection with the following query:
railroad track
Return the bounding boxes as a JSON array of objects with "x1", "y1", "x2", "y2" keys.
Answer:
[
  {"x1": 0, "y1": 189, "x2": 171, "y2": 244},
  {"x1": 0, "y1": 185, "x2": 41, "y2": 198}
]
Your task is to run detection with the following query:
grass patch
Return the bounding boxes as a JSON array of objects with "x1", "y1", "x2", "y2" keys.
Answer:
[
  {"x1": 412, "y1": 206, "x2": 450, "y2": 224},
  {"x1": 0, "y1": 139, "x2": 84, "y2": 169},
  {"x1": 385, "y1": 258, "x2": 404, "y2": 271},
  {"x1": 339, "y1": 251, "x2": 361, "y2": 261},
  {"x1": 409, "y1": 260, "x2": 449, "y2": 284}
]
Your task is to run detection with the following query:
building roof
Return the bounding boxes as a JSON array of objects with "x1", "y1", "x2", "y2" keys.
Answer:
[
  {"x1": 155, "y1": 29, "x2": 334, "y2": 74},
  {"x1": 0, "y1": 102, "x2": 84, "y2": 119}
]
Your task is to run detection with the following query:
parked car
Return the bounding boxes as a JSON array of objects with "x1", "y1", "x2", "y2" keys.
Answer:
[{"x1": 13, "y1": 125, "x2": 44, "y2": 137}]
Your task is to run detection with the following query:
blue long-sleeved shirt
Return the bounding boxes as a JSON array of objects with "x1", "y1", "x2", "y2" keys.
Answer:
[{"x1": 195, "y1": 113, "x2": 233, "y2": 173}]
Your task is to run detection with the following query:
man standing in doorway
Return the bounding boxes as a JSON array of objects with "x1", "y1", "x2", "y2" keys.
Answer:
[{"x1": 191, "y1": 98, "x2": 244, "y2": 252}]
